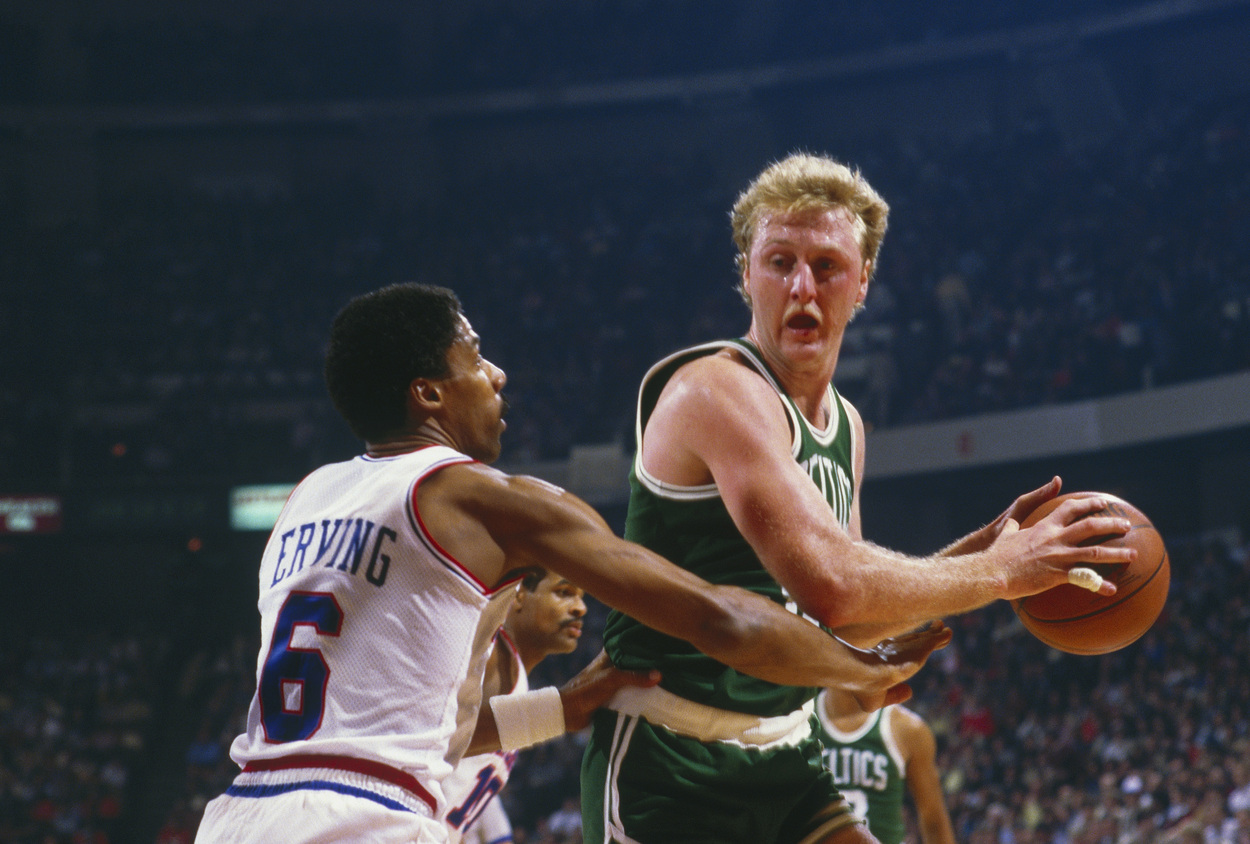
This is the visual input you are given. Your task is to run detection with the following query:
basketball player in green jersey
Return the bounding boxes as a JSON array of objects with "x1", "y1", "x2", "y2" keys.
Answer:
[
  {"x1": 815, "y1": 688, "x2": 955, "y2": 844},
  {"x1": 581, "y1": 152, "x2": 1135, "y2": 844}
]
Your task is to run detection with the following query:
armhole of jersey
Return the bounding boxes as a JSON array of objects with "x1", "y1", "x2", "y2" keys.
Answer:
[
  {"x1": 633, "y1": 341, "x2": 740, "y2": 501},
  {"x1": 494, "y1": 628, "x2": 528, "y2": 695},
  {"x1": 880, "y1": 706, "x2": 908, "y2": 777},
  {"x1": 406, "y1": 450, "x2": 518, "y2": 597},
  {"x1": 836, "y1": 390, "x2": 858, "y2": 491}
]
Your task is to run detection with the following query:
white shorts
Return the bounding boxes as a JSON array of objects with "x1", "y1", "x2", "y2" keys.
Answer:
[
  {"x1": 195, "y1": 759, "x2": 448, "y2": 844},
  {"x1": 456, "y1": 796, "x2": 513, "y2": 844}
]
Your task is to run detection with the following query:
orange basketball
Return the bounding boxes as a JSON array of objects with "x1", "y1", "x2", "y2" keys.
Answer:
[{"x1": 1011, "y1": 491, "x2": 1170, "y2": 655}]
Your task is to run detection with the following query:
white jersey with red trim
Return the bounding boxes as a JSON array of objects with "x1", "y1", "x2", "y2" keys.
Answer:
[
  {"x1": 227, "y1": 445, "x2": 521, "y2": 816},
  {"x1": 441, "y1": 631, "x2": 526, "y2": 843}
]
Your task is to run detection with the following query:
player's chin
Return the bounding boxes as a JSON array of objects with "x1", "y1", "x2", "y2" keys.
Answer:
[
  {"x1": 780, "y1": 334, "x2": 829, "y2": 360},
  {"x1": 479, "y1": 432, "x2": 504, "y2": 463}
]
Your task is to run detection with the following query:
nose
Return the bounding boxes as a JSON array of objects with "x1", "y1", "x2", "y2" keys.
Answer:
[
  {"x1": 790, "y1": 262, "x2": 817, "y2": 301},
  {"x1": 570, "y1": 596, "x2": 586, "y2": 618},
  {"x1": 487, "y1": 359, "x2": 506, "y2": 391}
]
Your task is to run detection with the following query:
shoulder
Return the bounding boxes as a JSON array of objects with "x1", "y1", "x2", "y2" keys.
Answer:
[
  {"x1": 836, "y1": 391, "x2": 865, "y2": 432},
  {"x1": 655, "y1": 347, "x2": 788, "y2": 431},
  {"x1": 420, "y1": 462, "x2": 598, "y2": 528},
  {"x1": 834, "y1": 392, "x2": 866, "y2": 447},
  {"x1": 419, "y1": 460, "x2": 555, "y2": 505},
  {"x1": 890, "y1": 705, "x2": 937, "y2": 758}
]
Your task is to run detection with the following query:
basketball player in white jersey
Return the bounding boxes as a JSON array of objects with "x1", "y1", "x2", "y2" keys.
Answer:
[
  {"x1": 194, "y1": 282, "x2": 952, "y2": 844},
  {"x1": 442, "y1": 569, "x2": 592, "y2": 844}
]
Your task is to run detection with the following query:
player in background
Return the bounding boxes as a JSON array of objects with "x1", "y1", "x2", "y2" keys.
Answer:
[
  {"x1": 582, "y1": 153, "x2": 1136, "y2": 844},
  {"x1": 194, "y1": 282, "x2": 952, "y2": 844},
  {"x1": 814, "y1": 687, "x2": 955, "y2": 844},
  {"x1": 442, "y1": 569, "x2": 592, "y2": 844}
]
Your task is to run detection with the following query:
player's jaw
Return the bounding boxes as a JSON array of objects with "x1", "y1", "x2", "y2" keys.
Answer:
[{"x1": 548, "y1": 616, "x2": 583, "y2": 654}]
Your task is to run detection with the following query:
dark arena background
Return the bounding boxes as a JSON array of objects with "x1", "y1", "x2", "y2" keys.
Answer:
[{"x1": 3, "y1": 1, "x2": 1250, "y2": 842}]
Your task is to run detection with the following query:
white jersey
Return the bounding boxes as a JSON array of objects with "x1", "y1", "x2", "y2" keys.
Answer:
[
  {"x1": 227, "y1": 445, "x2": 521, "y2": 818},
  {"x1": 441, "y1": 631, "x2": 526, "y2": 843}
]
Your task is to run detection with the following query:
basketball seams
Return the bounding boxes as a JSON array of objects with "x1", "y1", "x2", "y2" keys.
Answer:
[
  {"x1": 1016, "y1": 540, "x2": 1168, "y2": 624},
  {"x1": 1012, "y1": 490, "x2": 1170, "y2": 655}
]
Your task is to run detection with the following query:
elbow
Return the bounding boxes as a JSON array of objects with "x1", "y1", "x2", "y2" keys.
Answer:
[{"x1": 794, "y1": 573, "x2": 861, "y2": 632}]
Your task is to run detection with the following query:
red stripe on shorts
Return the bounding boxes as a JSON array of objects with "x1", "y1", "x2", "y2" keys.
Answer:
[{"x1": 242, "y1": 754, "x2": 437, "y2": 814}]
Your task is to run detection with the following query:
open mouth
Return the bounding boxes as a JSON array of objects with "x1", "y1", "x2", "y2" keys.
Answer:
[{"x1": 787, "y1": 313, "x2": 819, "y2": 331}]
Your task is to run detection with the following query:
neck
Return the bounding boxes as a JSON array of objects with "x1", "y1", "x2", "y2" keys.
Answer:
[
  {"x1": 365, "y1": 427, "x2": 448, "y2": 458},
  {"x1": 743, "y1": 331, "x2": 837, "y2": 426},
  {"x1": 824, "y1": 690, "x2": 872, "y2": 731}
]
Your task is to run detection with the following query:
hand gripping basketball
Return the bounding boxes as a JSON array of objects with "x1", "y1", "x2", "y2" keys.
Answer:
[{"x1": 1013, "y1": 491, "x2": 1170, "y2": 655}]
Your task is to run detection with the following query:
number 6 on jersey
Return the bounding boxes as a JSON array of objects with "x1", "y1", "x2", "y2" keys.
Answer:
[{"x1": 259, "y1": 592, "x2": 344, "y2": 742}]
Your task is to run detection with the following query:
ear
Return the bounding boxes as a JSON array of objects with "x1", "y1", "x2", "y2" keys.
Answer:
[
  {"x1": 410, "y1": 378, "x2": 442, "y2": 413},
  {"x1": 509, "y1": 587, "x2": 529, "y2": 617},
  {"x1": 856, "y1": 260, "x2": 872, "y2": 307}
]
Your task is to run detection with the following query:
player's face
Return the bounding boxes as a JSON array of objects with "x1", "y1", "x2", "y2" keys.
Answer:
[
  {"x1": 512, "y1": 573, "x2": 586, "y2": 657},
  {"x1": 742, "y1": 208, "x2": 870, "y2": 377},
  {"x1": 438, "y1": 316, "x2": 508, "y2": 463}
]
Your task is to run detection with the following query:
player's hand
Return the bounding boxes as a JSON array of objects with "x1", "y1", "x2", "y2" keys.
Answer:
[
  {"x1": 993, "y1": 494, "x2": 1132, "y2": 599},
  {"x1": 939, "y1": 477, "x2": 1063, "y2": 557},
  {"x1": 558, "y1": 650, "x2": 661, "y2": 732},
  {"x1": 843, "y1": 620, "x2": 952, "y2": 713}
]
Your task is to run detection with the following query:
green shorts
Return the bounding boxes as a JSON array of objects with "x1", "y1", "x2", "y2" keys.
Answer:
[{"x1": 580, "y1": 708, "x2": 858, "y2": 844}]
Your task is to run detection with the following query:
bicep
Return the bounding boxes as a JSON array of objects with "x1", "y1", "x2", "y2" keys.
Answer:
[{"x1": 668, "y1": 369, "x2": 855, "y2": 605}]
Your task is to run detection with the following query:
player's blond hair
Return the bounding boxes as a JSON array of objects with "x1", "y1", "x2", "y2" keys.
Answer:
[{"x1": 730, "y1": 153, "x2": 889, "y2": 304}]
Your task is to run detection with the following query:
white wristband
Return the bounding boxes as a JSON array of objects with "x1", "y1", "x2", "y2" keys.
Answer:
[{"x1": 490, "y1": 686, "x2": 566, "y2": 751}]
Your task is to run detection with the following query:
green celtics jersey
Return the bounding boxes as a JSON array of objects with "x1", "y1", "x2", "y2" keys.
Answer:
[
  {"x1": 813, "y1": 694, "x2": 908, "y2": 844},
  {"x1": 603, "y1": 338, "x2": 856, "y2": 717}
]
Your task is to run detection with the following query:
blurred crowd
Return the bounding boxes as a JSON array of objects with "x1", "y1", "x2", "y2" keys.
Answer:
[
  {"x1": 0, "y1": 632, "x2": 165, "y2": 844},
  {"x1": 917, "y1": 533, "x2": 1250, "y2": 844},
  {"x1": 4, "y1": 88, "x2": 1249, "y2": 487},
  {"x1": 3, "y1": 0, "x2": 1159, "y2": 106}
]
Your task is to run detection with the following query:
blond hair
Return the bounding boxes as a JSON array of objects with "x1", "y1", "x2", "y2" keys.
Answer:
[{"x1": 730, "y1": 153, "x2": 889, "y2": 302}]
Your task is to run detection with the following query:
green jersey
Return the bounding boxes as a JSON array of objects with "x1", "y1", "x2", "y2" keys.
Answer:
[
  {"x1": 813, "y1": 694, "x2": 908, "y2": 844},
  {"x1": 603, "y1": 338, "x2": 856, "y2": 717}
]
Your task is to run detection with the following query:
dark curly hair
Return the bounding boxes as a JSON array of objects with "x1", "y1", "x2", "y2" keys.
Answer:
[{"x1": 324, "y1": 283, "x2": 463, "y2": 443}]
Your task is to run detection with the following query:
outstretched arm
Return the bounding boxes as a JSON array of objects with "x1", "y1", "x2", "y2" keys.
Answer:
[
  {"x1": 641, "y1": 355, "x2": 1133, "y2": 646},
  {"x1": 417, "y1": 463, "x2": 949, "y2": 693}
]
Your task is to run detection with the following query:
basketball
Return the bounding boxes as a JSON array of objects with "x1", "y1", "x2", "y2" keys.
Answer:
[{"x1": 1011, "y1": 491, "x2": 1170, "y2": 655}]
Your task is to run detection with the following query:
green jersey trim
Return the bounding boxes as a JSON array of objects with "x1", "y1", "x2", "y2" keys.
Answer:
[{"x1": 632, "y1": 338, "x2": 854, "y2": 501}]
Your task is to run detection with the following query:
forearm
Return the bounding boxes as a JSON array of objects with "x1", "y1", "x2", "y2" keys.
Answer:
[
  {"x1": 831, "y1": 620, "x2": 927, "y2": 650},
  {"x1": 693, "y1": 585, "x2": 917, "y2": 692},
  {"x1": 795, "y1": 540, "x2": 1008, "y2": 636}
]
